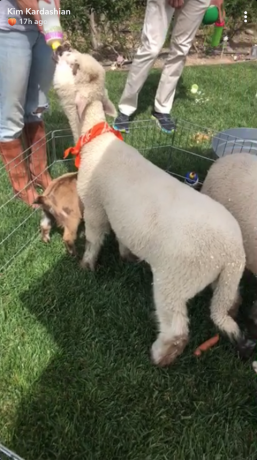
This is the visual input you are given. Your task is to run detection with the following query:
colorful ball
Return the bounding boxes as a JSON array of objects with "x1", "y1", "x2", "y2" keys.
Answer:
[{"x1": 185, "y1": 171, "x2": 199, "y2": 186}]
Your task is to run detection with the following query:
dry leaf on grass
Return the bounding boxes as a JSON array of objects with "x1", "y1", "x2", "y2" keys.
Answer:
[{"x1": 192, "y1": 132, "x2": 211, "y2": 143}]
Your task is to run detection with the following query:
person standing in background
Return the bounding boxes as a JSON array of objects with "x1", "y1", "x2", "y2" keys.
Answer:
[
  {"x1": 113, "y1": 0, "x2": 224, "y2": 134},
  {"x1": 0, "y1": 0, "x2": 59, "y2": 207}
]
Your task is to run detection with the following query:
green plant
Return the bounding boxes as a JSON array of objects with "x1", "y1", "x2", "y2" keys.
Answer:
[{"x1": 59, "y1": 0, "x2": 257, "y2": 55}]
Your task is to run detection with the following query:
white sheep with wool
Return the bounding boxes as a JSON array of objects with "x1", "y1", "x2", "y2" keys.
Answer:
[
  {"x1": 53, "y1": 43, "x2": 114, "y2": 143},
  {"x1": 201, "y1": 152, "x2": 257, "y2": 277},
  {"x1": 53, "y1": 44, "x2": 246, "y2": 367}
]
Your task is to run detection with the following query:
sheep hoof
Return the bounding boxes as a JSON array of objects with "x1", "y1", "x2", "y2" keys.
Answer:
[
  {"x1": 151, "y1": 335, "x2": 189, "y2": 367},
  {"x1": 236, "y1": 336, "x2": 256, "y2": 360},
  {"x1": 80, "y1": 259, "x2": 95, "y2": 271},
  {"x1": 42, "y1": 234, "x2": 50, "y2": 243}
]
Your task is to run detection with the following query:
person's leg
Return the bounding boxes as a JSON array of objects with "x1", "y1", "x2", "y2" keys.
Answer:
[
  {"x1": 113, "y1": 0, "x2": 173, "y2": 133},
  {"x1": 0, "y1": 30, "x2": 38, "y2": 206},
  {"x1": 154, "y1": 0, "x2": 211, "y2": 119},
  {"x1": 23, "y1": 31, "x2": 56, "y2": 191}
]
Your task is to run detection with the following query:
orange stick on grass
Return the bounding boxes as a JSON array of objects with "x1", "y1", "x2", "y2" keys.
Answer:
[{"x1": 194, "y1": 334, "x2": 220, "y2": 356}]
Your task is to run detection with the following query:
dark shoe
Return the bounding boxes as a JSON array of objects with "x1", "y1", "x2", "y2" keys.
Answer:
[
  {"x1": 113, "y1": 111, "x2": 130, "y2": 133},
  {"x1": 151, "y1": 111, "x2": 176, "y2": 133}
]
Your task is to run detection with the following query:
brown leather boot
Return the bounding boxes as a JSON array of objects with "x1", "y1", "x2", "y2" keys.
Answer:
[
  {"x1": 23, "y1": 121, "x2": 52, "y2": 191},
  {"x1": 0, "y1": 138, "x2": 39, "y2": 206}
]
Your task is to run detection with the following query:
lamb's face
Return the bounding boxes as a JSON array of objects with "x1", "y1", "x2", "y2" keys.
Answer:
[
  {"x1": 54, "y1": 43, "x2": 103, "y2": 84},
  {"x1": 53, "y1": 43, "x2": 117, "y2": 121},
  {"x1": 55, "y1": 49, "x2": 81, "y2": 76},
  {"x1": 53, "y1": 43, "x2": 76, "y2": 89}
]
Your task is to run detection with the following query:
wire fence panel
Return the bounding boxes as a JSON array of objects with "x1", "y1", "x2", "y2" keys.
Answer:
[{"x1": 1, "y1": 119, "x2": 257, "y2": 275}]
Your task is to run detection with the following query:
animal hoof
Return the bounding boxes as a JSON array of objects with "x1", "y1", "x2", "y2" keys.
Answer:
[
  {"x1": 42, "y1": 235, "x2": 50, "y2": 243},
  {"x1": 80, "y1": 259, "x2": 95, "y2": 271},
  {"x1": 66, "y1": 247, "x2": 77, "y2": 257},
  {"x1": 236, "y1": 335, "x2": 256, "y2": 360},
  {"x1": 151, "y1": 336, "x2": 188, "y2": 367}
]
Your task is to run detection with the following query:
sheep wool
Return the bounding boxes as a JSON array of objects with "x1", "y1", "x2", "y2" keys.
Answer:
[
  {"x1": 53, "y1": 46, "x2": 80, "y2": 143},
  {"x1": 53, "y1": 44, "x2": 247, "y2": 367},
  {"x1": 201, "y1": 152, "x2": 257, "y2": 276}
]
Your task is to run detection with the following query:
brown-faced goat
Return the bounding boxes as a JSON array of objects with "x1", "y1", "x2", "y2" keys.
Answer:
[{"x1": 34, "y1": 172, "x2": 83, "y2": 255}]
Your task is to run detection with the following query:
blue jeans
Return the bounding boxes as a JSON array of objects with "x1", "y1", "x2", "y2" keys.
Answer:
[{"x1": 0, "y1": 29, "x2": 55, "y2": 141}]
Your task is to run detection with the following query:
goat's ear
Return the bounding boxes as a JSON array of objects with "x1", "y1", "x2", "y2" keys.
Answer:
[
  {"x1": 75, "y1": 92, "x2": 87, "y2": 121},
  {"x1": 103, "y1": 90, "x2": 117, "y2": 118}
]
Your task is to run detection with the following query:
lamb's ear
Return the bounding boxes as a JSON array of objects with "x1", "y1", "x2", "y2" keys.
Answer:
[
  {"x1": 103, "y1": 90, "x2": 117, "y2": 118},
  {"x1": 75, "y1": 92, "x2": 87, "y2": 121}
]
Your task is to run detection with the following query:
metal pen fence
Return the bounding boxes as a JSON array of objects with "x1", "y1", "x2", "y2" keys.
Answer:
[{"x1": 1, "y1": 118, "x2": 257, "y2": 276}]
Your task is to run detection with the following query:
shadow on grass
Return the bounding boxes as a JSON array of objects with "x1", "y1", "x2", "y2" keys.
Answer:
[
  {"x1": 11, "y1": 234, "x2": 257, "y2": 460},
  {"x1": 13, "y1": 236, "x2": 158, "y2": 460},
  {"x1": 141, "y1": 144, "x2": 216, "y2": 182}
]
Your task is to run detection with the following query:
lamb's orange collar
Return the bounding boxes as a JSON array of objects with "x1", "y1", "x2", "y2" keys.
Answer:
[{"x1": 63, "y1": 121, "x2": 123, "y2": 169}]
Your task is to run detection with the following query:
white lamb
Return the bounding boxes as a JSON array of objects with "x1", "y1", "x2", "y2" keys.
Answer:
[
  {"x1": 53, "y1": 43, "x2": 114, "y2": 143},
  {"x1": 53, "y1": 44, "x2": 247, "y2": 367},
  {"x1": 201, "y1": 152, "x2": 257, "y2": 277}
]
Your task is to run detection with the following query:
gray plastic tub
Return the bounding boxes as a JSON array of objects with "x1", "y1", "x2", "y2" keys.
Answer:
[{"x1": 212, "y1": 128, "x2": 257, "y2": 158}]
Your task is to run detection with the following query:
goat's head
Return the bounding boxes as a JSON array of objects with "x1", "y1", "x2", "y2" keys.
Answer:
[{"x1": 53, "y1": 43, "x2": 117, "y2": 122}]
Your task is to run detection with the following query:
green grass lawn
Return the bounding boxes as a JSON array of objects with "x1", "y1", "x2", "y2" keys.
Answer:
[{"x1": 1, "y1": 62, "x2": 257, "y2": 460}]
